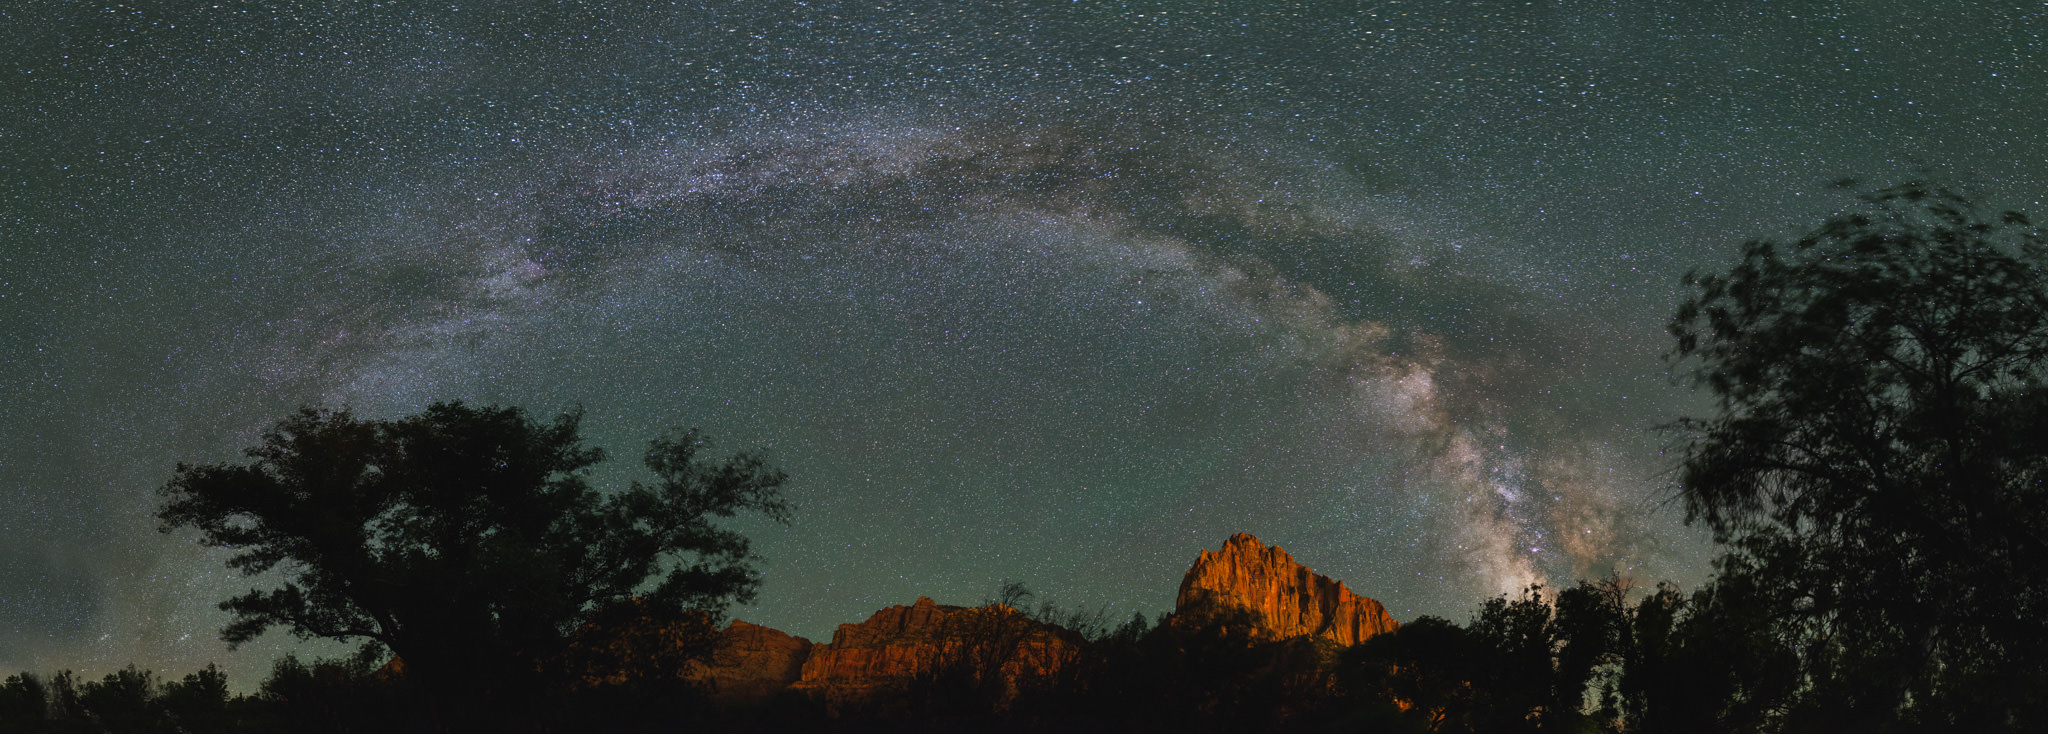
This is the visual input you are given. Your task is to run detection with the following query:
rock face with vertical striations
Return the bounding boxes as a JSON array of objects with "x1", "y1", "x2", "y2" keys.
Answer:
[{"x1": 1175, "y1": 533, "x2": 1399, "y2": 647}]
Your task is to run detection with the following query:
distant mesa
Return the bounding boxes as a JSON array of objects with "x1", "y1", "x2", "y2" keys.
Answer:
[
  {"x1": 685, "y1": 533, "x2": 1397, "y2": 708},
  {"x1": 686, "y1": 597, "x2": 1080, "y2": 709},
  {"x1": 790, "y1": 596, "x2": 1080, "y2": 711},
  {"x1": 1175, "y1": 532, "x2": 1399, "y2": 647}
]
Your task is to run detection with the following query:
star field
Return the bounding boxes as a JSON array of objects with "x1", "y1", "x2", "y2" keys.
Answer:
[{"x1": 3, "y1": 1, "x2": 2042, "y2": 689}]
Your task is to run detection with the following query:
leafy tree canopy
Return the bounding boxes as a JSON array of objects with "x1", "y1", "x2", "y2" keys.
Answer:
[
  {"x1": 1670, "y1": 180, "x2": 2048, "y2": 728},
  {"x1": 158, "y1": 402, "x2": 789, "y2": 713}
]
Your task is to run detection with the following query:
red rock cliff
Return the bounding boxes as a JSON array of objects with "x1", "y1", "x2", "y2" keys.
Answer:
[
  {"x1": 682, "y1": 619, "x2": 814, "y2": 704},
  {"x1": 1176, "y1": 533, "x2": 1399, "y2": 646},
  {"x1": 790, "y1": 596, "x2": 1078, "y2": 710}
]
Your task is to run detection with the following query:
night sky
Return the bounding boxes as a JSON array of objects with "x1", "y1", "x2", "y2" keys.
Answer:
[{"x1": 3, "y1": 1, "x2": 2042, "y2": 688}]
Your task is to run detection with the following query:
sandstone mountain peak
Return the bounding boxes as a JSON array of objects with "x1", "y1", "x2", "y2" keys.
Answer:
[{"x1": 1176, "y1": 533, "x2": 1398, "y2": 647}]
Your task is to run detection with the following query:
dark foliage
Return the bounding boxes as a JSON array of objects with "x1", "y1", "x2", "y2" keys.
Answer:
[
  {"x1": 1619, "y1": 576, "x2": 1799, "y2": 734},
  {"x1": 156, "y1": 665, "x2": 235, "y2": 734},
  {"x1": 1670, "y1": 180, "x2": 2048, "y2": 730},
  {"x1": 1341, "y1": 615, "x2": 1479, "y2": 733},
  {"x1": 1341, "y1": 579, "x2": 1629, "y2": 734},
  {"x1": 1549, "y1": 579, "x2": 1629, "y2": 731},
  {"x1": 246, "y1": 647, "x2": 424, "y2": 734},
  {"x1": 554, "y1": 597, "x2": 721, "y2": 692},
  {"x1": 156, "y1": 401, "x2": 788, "y2": 728},
  {"x1": 0, "y1": 664, "x2": 239, "y2": 734},
  {"x1": 1002, "y1": 605, "x2": 1356, "y2": 734},
  {"x1": 0, "y1": 675, "x2": 51, "y2": 730},
  {"x1": 73, "y1": 667, "x2": 158, "y2": 734}
]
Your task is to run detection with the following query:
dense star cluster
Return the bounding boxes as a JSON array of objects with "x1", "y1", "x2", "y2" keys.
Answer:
[{"x1": 2, "y1": 1, "x2": 2041, "y2": 689}]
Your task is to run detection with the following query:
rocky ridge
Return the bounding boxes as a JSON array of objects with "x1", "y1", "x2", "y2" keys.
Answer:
[
  {"x1": 680, "y1": 620, "x2": 812, "y2": 703},
  {"x1": 790, "y1": 596, "x2": 1079, "y2": 710},
  {"x1": 684, "y1": 533, "x2": 1398, "y2": 707},
  {"x1": 1175, "y1": 532, "x2": 1399, "y2": 647}
]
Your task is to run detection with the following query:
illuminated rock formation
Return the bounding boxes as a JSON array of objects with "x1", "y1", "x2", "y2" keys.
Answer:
[
  {"x1": 677, "y1": 534, "x2": 1393, "y2": 712},
  {"x1": 790, "y1": 596, "x2": 1079, "y2": 710},
  {"x1": 683, "y1": 619, "x2": 814, "y2": 704},
  {"x1": 1176, "y1": 533, "x2": 1399, "y2": 646}
]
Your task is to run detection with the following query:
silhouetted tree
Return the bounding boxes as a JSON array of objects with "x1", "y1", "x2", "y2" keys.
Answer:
[
  {"x1": 1342, "y1": 615, "x2": 1482, "y2": 733},
  {"x1": 1108, "y1": 611, "x2": 1150, "y2": 644},
  {"x1": 154, "y1": 664, "x2": 234, "y2": 734},
  {"x1": 998, "y1": 581, "x2": 1113, "y2": 643},
  {"x1": 75, "y1": 666, "x2": 162, "y2": 733},
  {"x1": 46, "y1": 671, "x2": 86, "y2": 731},
  {"x1": 1549, "y1": 578, "x2": 1630, "y2": 732},
  {"x1": 250, "y1": 647, "x2": 420, "y2": 734},
  {"x1": 554, "y1": 597, "x2": 721, "y2": 691},
  {"x1": 158, "y1": 402, "x2": 790, "y2": 730},
  {"x1": 1466, "y1": 587, "x2": 1555, "y2": 733},
  {"x1": 0, "y1": 673, "x2": 53, "y2": 731},
  {"x1": 1621, "y1": 575, "x2": 1800, "y2": 734},
  {"x1": 1619, "y1": 583, "x2": 1685, "y2": 732},
  {"x1": 1670, "y1": 180, "x2": 2048, "y2": 730},
  {"x1": 1145, "y1": 608, "x2": 1331, "y2": 733}
]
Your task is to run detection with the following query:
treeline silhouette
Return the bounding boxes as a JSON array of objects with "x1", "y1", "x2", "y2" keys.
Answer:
[
  {"x1": 2, "y1": 665, "x2": 233, "y2": 734},
  {"x1": 0, "y1": 642, "x2": 719, "y2": 734},
  {"x1": 868, "y1": 576, "x2": 1794, "y2": 734},
  {"x1": 0, "y1": 576, "x2": 1853, "y2": 733}
]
